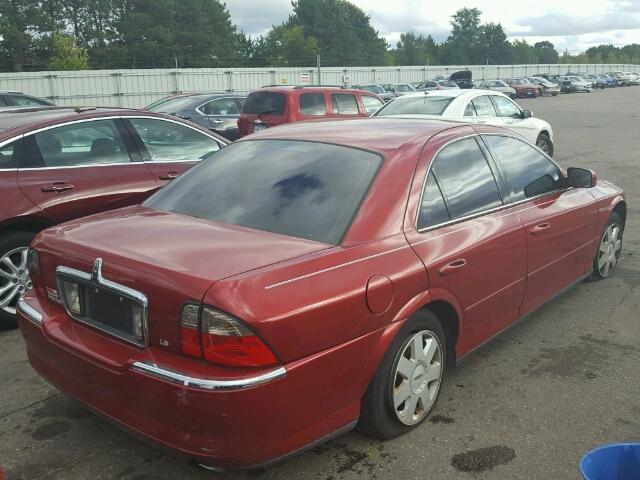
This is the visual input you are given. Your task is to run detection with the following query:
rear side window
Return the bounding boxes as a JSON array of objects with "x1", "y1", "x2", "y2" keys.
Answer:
[
  {"x1": 331, "y1": 94, "x2": 359, "y2": 115},
  {"x1": 242, "y1": 92, "x2": 286, "y2": 116},
  {"x1": 362, "y1": 95, "x2": 384, "y2": 115},
  {"x1": 471, "y1": 96, "x2": 497, "y2": 117},
  {"x1": 299, "y1": 93, "x2": 326, "y2": 116},
  {"x1": 417, "y1": 173, "x2": 450, "y2": 229},
  {"x1": 432, "y1": 138, "x2": 502, "y2": 219},
  {"x1": 483, "y1": 135, "x2": 563, "y2": 200},
  {"x1": 23, "y1": 119, "x2": 131, "y2": 168},
  {"x1": 128, "y1": 118, "x2": 220, "y2": 162},
  {"x1": 145, "y1": 140, "x2": 381, "y2": 244},
  {"x1": 0, "y1": 140, "x2": 20, "y2": 168}
]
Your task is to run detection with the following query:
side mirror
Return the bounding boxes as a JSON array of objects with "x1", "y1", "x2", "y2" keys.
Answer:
[
  {"x1": 567, "y1": 167, "x2": 597, "y2": 188},
  {"x1": 521, "y1": 110, "x2": 533, "y2": 119}
]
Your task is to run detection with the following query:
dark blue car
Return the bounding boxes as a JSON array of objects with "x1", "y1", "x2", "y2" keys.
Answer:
[{"x1": 146, "y1": 93, "x2": 246, "y2": 140}]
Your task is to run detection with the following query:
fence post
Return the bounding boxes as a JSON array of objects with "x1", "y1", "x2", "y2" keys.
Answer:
[
  {"x1": 111, "y1": 72, "x2": 123, "y2": 107},
  {"x1": 270, "y1": 70, "x2": 276, "y2": 86},
  {"x1": 225, "y1": 70, "x2": 233, "y2": 92},
  {"x1": 46, "y1": 74, "x2": 57, "y2": 103}
]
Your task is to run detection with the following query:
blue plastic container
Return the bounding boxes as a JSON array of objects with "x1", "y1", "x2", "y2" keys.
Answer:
[{"x1": 581, "y1": 443, "x2": 640, "y2": 480}]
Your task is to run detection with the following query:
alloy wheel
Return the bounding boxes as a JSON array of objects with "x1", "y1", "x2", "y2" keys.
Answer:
[
  {"x1": 0, "y1": 247, "x2": 31, "y2": 315},
  {"x1": 597, "y1": 223, "x2": 622, "y2": 277},
  {"x1": 392, "y1": 330, "x2": 443, "y2": 426},
  {"x1": 536, "y1": 138, "x2": 550, "y2": 154}
]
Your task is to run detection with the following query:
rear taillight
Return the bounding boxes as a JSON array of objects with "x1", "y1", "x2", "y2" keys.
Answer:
[{"x1": 179, "y1": 304, "x2": 277, "y2": 368}]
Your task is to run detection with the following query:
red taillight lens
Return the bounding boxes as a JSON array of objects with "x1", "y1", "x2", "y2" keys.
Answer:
[
  {"x1": 201, "y1": 308, "x2": 277, "y2": 367},
  {"x1": 179, "y1": 304, "x2": 278, "y2": 367}
]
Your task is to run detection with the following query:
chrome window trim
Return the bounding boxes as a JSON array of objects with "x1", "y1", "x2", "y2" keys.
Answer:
[
  {"x1": 130, "y1": 361, "x2": 287, "y2": 390},
  {"x1": 414, "y1": 132, "x2": 569, "y2": 233},
  {"x1": 17, "y1": 297, "x2": 43, "y2": 326},
  {"x1": 0, "y1": 114, "x2": 227, "y2": 172},
  {"x1": 56, "y1": 258, "x2": 149, "y2": 348}
]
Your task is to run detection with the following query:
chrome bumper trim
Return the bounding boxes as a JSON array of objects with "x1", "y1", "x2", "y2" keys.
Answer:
[
  {"x1": 17, "y1": 297, "x2": 43, "y2": 326},
  {"x1": 130, "y1": 361, "x2": 287, "y2": 390}
]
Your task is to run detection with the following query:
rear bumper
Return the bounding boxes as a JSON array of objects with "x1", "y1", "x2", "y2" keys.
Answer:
[{"x1": 17, "y1": 294, "x2": 370, "y2": 469}]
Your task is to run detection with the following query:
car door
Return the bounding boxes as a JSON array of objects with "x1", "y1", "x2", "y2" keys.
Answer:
[
  {"x1": 360, "y1": 94, "x2": 384, "y2": 116},
  {"x1": 196, "y1": 97, "x2": 242, "y2": 138},
  {"x1": 463, "y1": 94, "x2": 502, "y2": 129},
  {"x1": 124, "y1": 117, "x2": 223, "y2": 187},
  {"x1": 481, "y1": 134, "x2": 598, "y2": 315},
  {"x1": 16, "y1": 118, "x2": 158, "y2": 224},
  {"x1": 489, "y1": 95, "x2": 538, "y2": 144},
  {"x1": 330, "y1": 93, "x2": 361, "y2": 117},
  {"x1": 404, "y1": 130, "x2": 527, "y2": 357}
]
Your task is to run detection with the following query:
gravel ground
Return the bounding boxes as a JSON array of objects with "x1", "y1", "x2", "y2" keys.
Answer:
[{"x1": 1, "y1": 86, "x2": 639, "y2": 480}]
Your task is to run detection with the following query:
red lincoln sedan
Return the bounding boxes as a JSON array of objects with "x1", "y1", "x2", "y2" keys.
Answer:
[
  {"x1": 18, "y1": 119, "x2": 625, "y2": 470},
  {"x1": 0, "y1": 106, "x2": 227, "y2": 328}
]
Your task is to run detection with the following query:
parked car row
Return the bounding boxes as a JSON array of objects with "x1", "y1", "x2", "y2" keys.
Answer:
[{"x1": 4, "y1": 82, "x2": 627, "y2": 472}]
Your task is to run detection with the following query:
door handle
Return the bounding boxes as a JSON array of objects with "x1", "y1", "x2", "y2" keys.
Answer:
[
  {"x1": 476, "y1": 120, "x2": 487, "y2": 124},
  {"x1": 439, "y1": 259, "x2": 467, "y2": 276},
  {"x1": 41, "y1": 182, "x2": 75, "y2": 193},
  {"x1": 530, "y1": 223, "x2": 551, "y2": 235},
  {"x1": 210, "y1": 119, "x2": 224, "y2": 124},
  {"x1": 159, "y1": 172, "x2": 180, "y2": 180}
]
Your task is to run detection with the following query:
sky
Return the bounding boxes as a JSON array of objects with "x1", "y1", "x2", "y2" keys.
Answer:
[{"x1": 225, "y1": 0, "x2": 640, "y2": 53}]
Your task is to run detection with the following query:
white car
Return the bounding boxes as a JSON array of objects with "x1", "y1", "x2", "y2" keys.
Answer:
[{"x1": 373, "y1": 89, "x2": 555, "y2": 156}]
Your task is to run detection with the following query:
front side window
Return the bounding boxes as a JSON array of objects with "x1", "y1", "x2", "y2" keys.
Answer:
[
  {"x1": 464, "y1": 103, "x2": 477, "y2": 117},
  {"x1": 471, "y1": 95, "x2": 497, "y2": 117},
  {"x1": 491, "y1": 96, "x2": 521, "y2": 118},
  {"x1": 299, "y1": 93, "x2": 326, "y2": 116},
  {"x1": 200, "y1": 98, "x2": 240, "y2": 116},
  {"x1": 331, "y1": 94, "x2": 359, "y2": 115},
  {"x1": 375, "y1": 96, "x2": 454, "y2": 116},
  {"x1": 417, "y1": 172, "x2": 450, "y2": 229},
  {"x1": 483, "y1": 135, "x2": 563, "y2": 201},
  {"x1": 361, "y1": 95, "x2": 384, "y2": 115},
  {"x1": 144, "y1": 140, "x2": 381, "y2": 244},
  {"x1": 25, "y1": 119, "x2": 131, "y2": 168},
  {"x1": 431, "y1": 138, "x2": 502, "y2": 219},
  {"x1": 129, "y1": 118, "x2": 220, "y2": 162}
]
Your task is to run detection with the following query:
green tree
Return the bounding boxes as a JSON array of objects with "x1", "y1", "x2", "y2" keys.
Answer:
[
  {"x1": 533, "y1": 41, "x2": 559, "y2": 64},
  {"x1": 393, "y1": 32, "x2": 438, "y2": 66},
  {"x1": 440, "y1": 7, "x2": 482, "y2": 64},
  {"x1": 49, "y1": 32, "x2": 89, "y2": 69},
  {"x1": 285, "y1": 0, "x2": 390, "y2": 66},
  {"x1": 476, "y1": 22, "x2": 512, "y2": 64},
  {"x1": 511, "y1": 39, "x2": 538, "y2": 64}
]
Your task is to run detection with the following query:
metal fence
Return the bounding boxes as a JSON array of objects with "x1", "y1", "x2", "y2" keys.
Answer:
[{"x1": 1, "y1": 63, "x2": 638, "y2": 109}]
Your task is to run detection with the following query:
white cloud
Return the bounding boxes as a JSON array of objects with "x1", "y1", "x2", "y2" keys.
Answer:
[{"x1": 224, "y1": 0, "x2": 640, "y2": 51}]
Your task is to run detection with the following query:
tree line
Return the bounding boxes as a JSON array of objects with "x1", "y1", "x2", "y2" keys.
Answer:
[{"x1": 1, "y1": 0, "x2": 639, "y2": 72}]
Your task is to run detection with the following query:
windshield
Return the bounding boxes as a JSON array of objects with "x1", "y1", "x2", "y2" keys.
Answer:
[
  {"x1": 242, "y1": 92, "x2": 286, "y2": 115},
  {"x1": 511, "y1": 79, "x2": 529, "y2": 85},
  {"x1": 438, "y1": 81, "x2": 458, "y2": 87},
  {"x1": 144, "y1": 140, "x2": 381, "y2": 244},
  {"x1": 148, "y1": 96, "x2": 198, "y2": 113},
  {"x1": 375, "y1": 95, "x2": 454, "y2": 116}
]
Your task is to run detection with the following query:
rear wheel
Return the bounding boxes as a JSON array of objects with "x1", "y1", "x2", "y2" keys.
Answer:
[
  {"x1": 358, "y1": 311, "x2": 446, "y2": 439},
  {"x1": 0, "y1": 231, "x2": 36, "y2": 329},
  {"x1": 592, "y1": 213, "x2": 623, "y2": 280},
  {"x1": 535, "y1": 133, "x2": 554, "y2": 157}
]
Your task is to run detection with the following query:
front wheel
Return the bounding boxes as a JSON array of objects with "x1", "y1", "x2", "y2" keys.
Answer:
[
  {"x1": 357, "y1": 311, "x2": 446, "y2": 439},
  {"x1": 0, "y1": 231, "x2": 36, "y2": 329},
  {"x1": 591, "y1": 213, "x2": 623, "y2": 280},
  {"x1": 535, "y1": 133, "x2": 554, "y2": 157}
]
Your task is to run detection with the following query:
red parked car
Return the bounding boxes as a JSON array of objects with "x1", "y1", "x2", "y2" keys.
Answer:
[
  {"x1": 506, "y1": 78, "x2": 540, "y2": 98},
  {"x1": 0, "y1": 106, "x2": 227, "y2": 328},
  {"x1": 237, "y1": 85, "x2": 384, "y2": 137},
  {"x1": 18, "y1": 119, "x2": 625, "y2": 470}
]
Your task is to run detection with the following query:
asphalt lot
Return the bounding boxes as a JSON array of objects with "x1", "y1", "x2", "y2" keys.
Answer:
[{"x1": 1, "y1": 87, "x2": 639, "y2": 480}]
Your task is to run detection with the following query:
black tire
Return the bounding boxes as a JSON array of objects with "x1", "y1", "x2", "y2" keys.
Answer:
[
  {"x1": 357, "y1": 310, "x2": 447, "y2": 440},
  {"x1": 509, "y1": 93, "x2": 517, "y2": 99},
  {"x1": 0, "y1": 230, "x2": 36, "y2": 330},
  {"x1": 591, "y1": 213, "x2": 623, "y2": 280},
  {"x1": 535, "y1": 133, "x2": 554, "y2": 157},
  {"x1": 552, "y1": 92, "x2": 558, "y2": 96}
]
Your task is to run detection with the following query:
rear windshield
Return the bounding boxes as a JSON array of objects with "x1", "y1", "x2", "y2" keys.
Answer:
[
  {"x1": 375, "y1": 96, "x2": 454, "y2": 116},
  {"x1": 358, "y1": 85, "x2": 384, "y2": 94},
  {"x1": 148, "y1": 96, "x2": 198, "y2": 113},
  {"x1": 144, "y1": 140, "x2": 381, "y2": 244},
  {"x1": 242, "y1": 92, "x2": 286, "y2": 115}
]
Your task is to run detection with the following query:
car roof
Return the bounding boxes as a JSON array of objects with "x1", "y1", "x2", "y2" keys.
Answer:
[
  {"x1": 238, "y1": 117, "x2": 477, "y2": 156},
  {"x1": 392, "y1": 89, "x2": 473, "y2": 99},
  {"x1": 0, "y1": 106, "x2": 200, "y2": 140}
]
